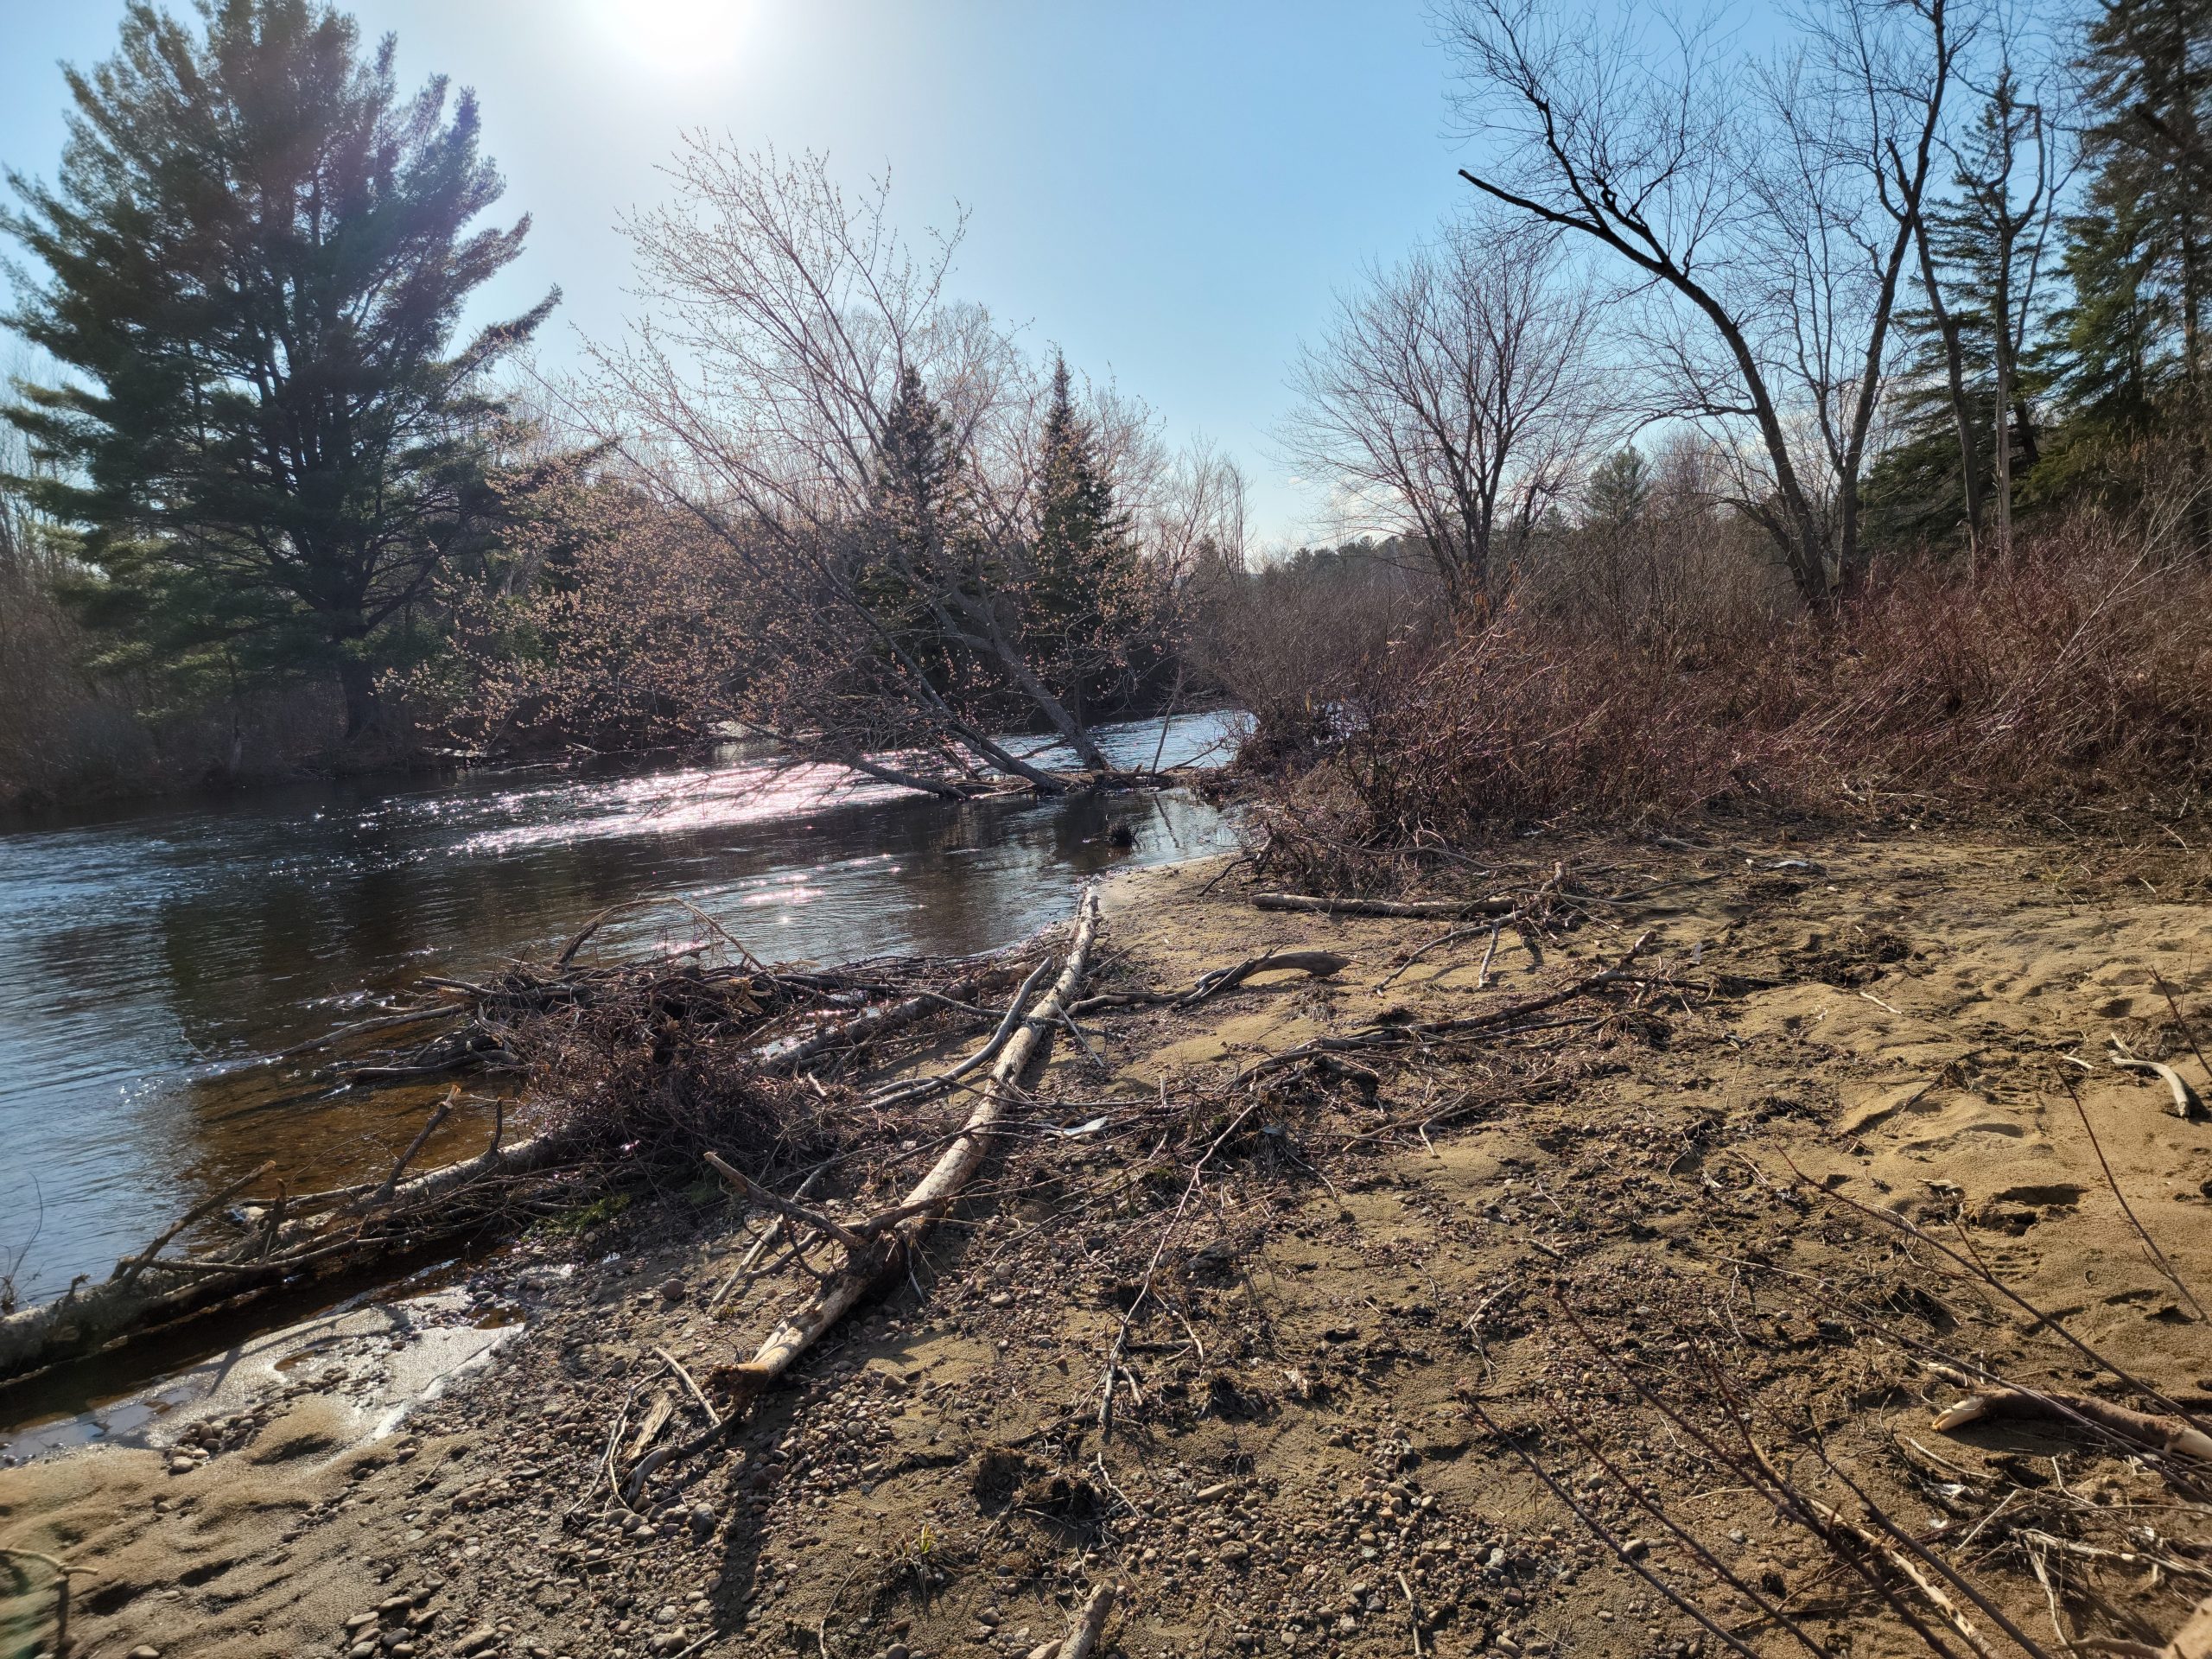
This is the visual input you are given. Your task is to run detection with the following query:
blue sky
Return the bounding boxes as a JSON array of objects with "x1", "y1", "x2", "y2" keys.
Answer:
[{"x1": 0, "y1": 0, "x2": 1479, "y2": 547}]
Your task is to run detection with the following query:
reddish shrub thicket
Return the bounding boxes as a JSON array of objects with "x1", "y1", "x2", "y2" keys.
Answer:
[{"x1": 1290, "y1": 524, "x2": 2212, "y2": 843}]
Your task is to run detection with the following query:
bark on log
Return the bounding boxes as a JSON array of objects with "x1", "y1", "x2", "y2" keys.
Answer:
[
  {"x1": 747, "y1": 978, "x2": 977, "y2": 1073},
  {"x1": 1250, "y1": 893, "x2": 1515, "y2": 918},
  {"x1": 722, "y1": 887, "x2": 1103, "y2": 1398},
  {"x1": 1933, "y1": 1387, "x2": 2212, "y2": 1461}
]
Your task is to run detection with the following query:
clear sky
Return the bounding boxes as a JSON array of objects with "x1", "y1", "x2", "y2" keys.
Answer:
[{"x1": 0, "y1": 0, "x2": 1480, "y2": 548}]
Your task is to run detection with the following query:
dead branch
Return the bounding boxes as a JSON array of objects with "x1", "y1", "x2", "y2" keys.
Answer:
[
  {"x1": 1932, "y1": 1385, "x2": 2212, "y2": 1462},
  {"x1": 869, "y1": 957, "x2": 1055, "y2": 1107},
  {"x1": 722, "y1": 886, "x2": 1103, "y2": 1401},
  {"x1": 1249, "y1": 893, "x2": 1516, "y2": 918},
  {"x1": 748, "y1": 979, "x2": 980, "y2": 1073},
  {"x1": 1058, "y1": 1583, "x2": 1116, "y2": 1659},
  {"x1": 1071, "y1": 949, "x2": 1347, "y2": 1014},
  {"x1": 2110, "y1": 1055, "x2": 2205, "y2": 1120}
]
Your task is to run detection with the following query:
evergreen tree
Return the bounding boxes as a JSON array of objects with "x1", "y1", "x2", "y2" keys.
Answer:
[
  {"x1": 856, "y1": 364, "x2": 973, "y2": 690},
  {"x1": 1869, "y1": 74, "x2": 2063, "y2": 552},
  {"x1": 1026, "y1": 353, "x2": 1147, "y2": 720},
  {"x1": 2063, "y1": 0, "x2": 2212, "y2": 430},
  {"x1": 1583, "y1": 448, "x2": 1649, "y2": 530},
  {"x1": 3, "y1": 0, "x2": 554, "y2": 738}
]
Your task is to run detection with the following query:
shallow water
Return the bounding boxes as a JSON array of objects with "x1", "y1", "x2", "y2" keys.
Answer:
[{"x1": 0, "y1": 713, "x2": 1241, "y2": 1303}]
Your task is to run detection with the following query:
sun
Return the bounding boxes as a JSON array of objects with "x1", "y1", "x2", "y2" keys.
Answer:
[{"x1": 601, "y1": 0, "x2": 750, "y2": 73}]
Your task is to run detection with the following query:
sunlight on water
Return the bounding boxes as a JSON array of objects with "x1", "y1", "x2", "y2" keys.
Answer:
[{"x1": 0, "y1": 713, "x2": 1245, "y2": 1300}]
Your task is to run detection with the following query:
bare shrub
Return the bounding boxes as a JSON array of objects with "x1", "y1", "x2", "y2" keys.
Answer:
[
  {"x1": 1265, "y1": 512, "x2": 2212, "y2": 855},
  {"x1": 1192, "y1": 541, "x2": 1450, "y2": 772},
  {"x1": 1518, "y1": 435, "x2": 1794, "y2": 647}
]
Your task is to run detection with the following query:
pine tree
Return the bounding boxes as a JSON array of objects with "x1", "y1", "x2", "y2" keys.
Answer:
[
  {"x1": 1026, "y1": 353, "x2": 1147, "y2": 721},
  {"x1": 2063, "y1": 0, "x2": 2212, "y2": 431},
  {"x1": 1583, "y1": 448, "x2": 1649, "y2": 530},
  {"x1": 857, "y1": 364, "x2": 966, "y2": 670},
  {"x1": 3, "y1": 0, "x2": 554, "y2": 739}
]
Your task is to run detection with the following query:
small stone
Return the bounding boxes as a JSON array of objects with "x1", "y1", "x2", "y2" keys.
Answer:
[
  {"x1": 167, "y1": 1455, "x2": 195, "y2": 1476},
  {"x1": 986, "y1": 1292, "x2": 1013, "y2": 1307},
  {"x1": 349, "y1": 1644, "x2": 378, "y2": 1659},
  {"x1": 346, "y1": 1614, "x2": 379, "y2": 1633},
  {"x1": 655, "y1": 1605, "x2": 682, "y2": 1625},
  {"x1": 128, "y1": 1648, "x2": 162, "y2": 1659},
  {"x1": 659, "y1": 1277, "x2": 686, "y2": 1304},
  {"x1": 689, "y1": 1503, "x2": 717, "y2": 1537},
  {"x1": 976, "y1": 1609, "x2": 1000, "y2": 1628},
  {"x1": 460, "y1": 1630, "x2": 501, "y2": 1656},
  {"x1": 887, "y1": 1645, "x2": 910, "y2": 1659},
  {"x1": 1624, "y1": 1537, "x2": 1650, "y2": 1560},
  {"x1": 380, "y1": 1595, "x2": 415, "y2": 1616}
]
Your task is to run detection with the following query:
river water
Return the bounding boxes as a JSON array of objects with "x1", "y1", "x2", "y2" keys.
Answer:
[{"x1": 0, "y1": 712, "x2": 1242, "y2": 1306}]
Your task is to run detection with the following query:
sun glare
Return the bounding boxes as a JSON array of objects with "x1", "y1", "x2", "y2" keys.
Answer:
[{"x1": 602, "y1": 0, "x2": 749, "y2": 73}]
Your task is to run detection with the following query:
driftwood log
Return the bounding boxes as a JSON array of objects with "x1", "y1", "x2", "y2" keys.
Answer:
[
  {"x1": 1933, "y1": 1385, "x2": 2212, "y2": 1461},
  {"x1": 0, "y1": 1117, "x2": 568, "y2": 1383},
  {"x1": 723, "y1": 886, "x2": 1103, "y2": 1399}
]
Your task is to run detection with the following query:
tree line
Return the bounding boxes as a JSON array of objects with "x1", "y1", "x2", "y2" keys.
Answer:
[
  {"x1": 0, "y1": 0, "x2": 1244, "y2": 804},
  {"x1": 10, "y1": 0, "x2": 2212, "y2": 808},
  {"x1": 1286, "y1": 0, "x2": 2212, "y2": 618}
]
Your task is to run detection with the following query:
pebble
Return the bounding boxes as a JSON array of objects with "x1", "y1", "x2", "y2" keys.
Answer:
[
  {"x1": 127, "y1": 1649, "x2": 162, "y2": 1659},
  {"x1": 167, "y1": 1455, "x2": 195, "y2": 1476},
  {"x1": 346, "y1": 1614, "x2": 379, "y2": 1633},
  {"x1": 659, "y1": 1277, "x2": 686, "y2": 1304}
]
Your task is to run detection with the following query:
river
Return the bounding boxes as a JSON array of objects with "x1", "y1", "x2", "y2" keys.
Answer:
[{"x1": 0, "y1": 712, "x2": 1242, "y2": 1307}]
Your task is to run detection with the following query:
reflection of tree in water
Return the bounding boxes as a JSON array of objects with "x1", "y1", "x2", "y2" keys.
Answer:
[{"x1": 1, "y1": 719, "x2": 1238, "y2": 1292}]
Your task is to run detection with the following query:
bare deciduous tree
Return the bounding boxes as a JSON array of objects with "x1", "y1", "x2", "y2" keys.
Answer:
[
  {"x1": 581, "y1": 143, "x2": 1149, "y2": 794},
  {"x1": 1281, "y1": 213, "x2": 1604, "y2": 613},
  {"x1": 1444, "y1": 0, "x2": 1960, "y2": 603}
]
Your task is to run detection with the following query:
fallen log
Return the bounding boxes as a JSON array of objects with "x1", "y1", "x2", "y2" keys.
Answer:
[
  {"x1": 1250, "y1": 893, "x2": 1516, "y2": 919},
  {"x1": 0, "y1": 1122, "x2": 571, "y2": 1384},
  {"x1": 1933, "y1": 1385, "x2": 2212, "y2": 1461},
  {"x1": 726, "y1": 887, "x2": 1102, "y2": 1400},
  {"x1": 1059, "y1": 1584, "x2": 1116, "y2": 1659}
]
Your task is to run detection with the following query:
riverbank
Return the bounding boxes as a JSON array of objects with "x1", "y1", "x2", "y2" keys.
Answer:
[
  {"x1": 0, "y1": 713, "x2": 1241, "y2": 1307},
  {"x1": 8, "y1": 827, "x2": 2212, "y2": 1659}
]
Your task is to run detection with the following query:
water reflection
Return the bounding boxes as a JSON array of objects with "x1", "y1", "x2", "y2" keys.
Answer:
[{"x1": 0, "y1": 713, "x2": 1243, "y2": 1300}]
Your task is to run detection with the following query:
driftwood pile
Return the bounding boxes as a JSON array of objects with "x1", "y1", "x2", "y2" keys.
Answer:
[
  {"x1": 0, "y1": 904, "x2": 1070, "y2": 1387},
  {"x1": 0, "y1": 887, "x2": 1364, "y2": 1400}
]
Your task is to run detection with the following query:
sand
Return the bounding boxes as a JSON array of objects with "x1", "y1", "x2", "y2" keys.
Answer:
[{"x1": 6, "y1": 825, "x2": 2212, "y2": 1659}]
